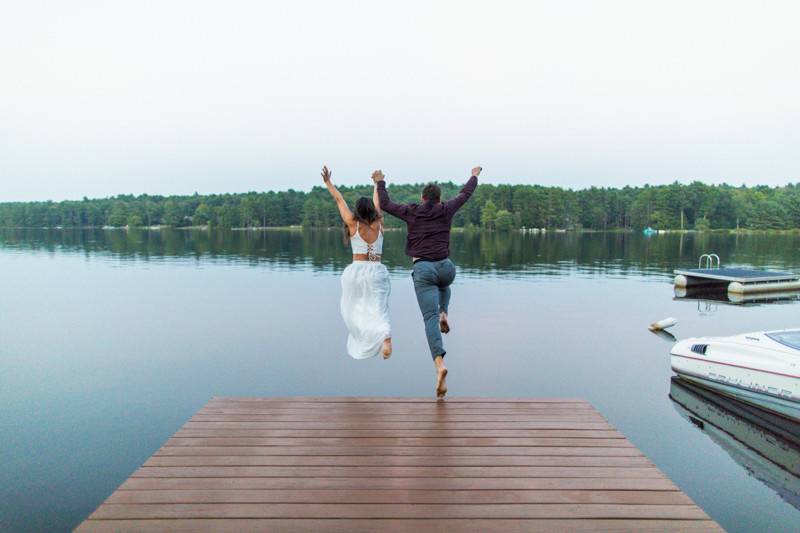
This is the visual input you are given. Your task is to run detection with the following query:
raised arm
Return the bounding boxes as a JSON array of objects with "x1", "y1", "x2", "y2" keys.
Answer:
[
  {"x1": 321, "y1": 166, "x2": 354, "y2": 225},
  {"x1": 444, "y1": 165, "x2": 482, "y2": 215},
  {"x1": 371, "y1": 170, "x2": 383, "y2": 220},
  {"x1": 372, "y1": 170, "x2": 412, "y2": 221}
]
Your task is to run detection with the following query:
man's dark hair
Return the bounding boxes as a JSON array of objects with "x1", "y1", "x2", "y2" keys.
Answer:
[{"x1": 422, "y1": 183, "x2": 441, "y2": 203}]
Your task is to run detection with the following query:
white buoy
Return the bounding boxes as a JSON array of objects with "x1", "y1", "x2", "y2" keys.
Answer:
[{"x1": 649, "y1": 317, "x2": 678, "y2": 331}]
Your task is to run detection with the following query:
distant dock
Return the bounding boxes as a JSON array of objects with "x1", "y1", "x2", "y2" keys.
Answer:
[
  {"x1": 76, "y1": 397, "x2": 721, "y2": 532},
  {"x1": 674, "y1": 267, "x2": 800, "y2": 295}
]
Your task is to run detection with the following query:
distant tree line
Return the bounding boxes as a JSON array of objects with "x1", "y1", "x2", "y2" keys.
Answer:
[{"x1": 1, "y1": 181, "x2": 799, "y2": 230}]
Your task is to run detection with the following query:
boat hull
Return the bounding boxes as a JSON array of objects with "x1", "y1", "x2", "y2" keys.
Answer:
[
  {"x1": 670, "y1": 331, "x2": 800, "y2": 422},
  {"x1": 672, "y1": 370, "x2": 800, "y2": 421}
]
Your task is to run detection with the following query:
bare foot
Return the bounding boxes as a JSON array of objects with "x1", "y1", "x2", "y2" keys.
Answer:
[
  {"x1": 439, "y1": 312, "x2": 450, "y2": 334},
  {"x1": 382, "y1": 338, "x2": 392, "y2": 359},
  {"x1": 435, "y1": 363, "x2": 448, "y2": 399}
]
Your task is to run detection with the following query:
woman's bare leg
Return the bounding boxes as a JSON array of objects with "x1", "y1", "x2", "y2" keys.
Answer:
[{"x1": 434, "y1": 355, "x2": 448, "y2": 399}]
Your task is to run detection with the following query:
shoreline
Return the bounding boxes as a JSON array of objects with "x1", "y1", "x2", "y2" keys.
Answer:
[{"x1": 0, "y1": 226, "x2": 798, "y2": 235}]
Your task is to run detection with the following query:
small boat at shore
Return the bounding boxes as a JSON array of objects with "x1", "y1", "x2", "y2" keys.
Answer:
[{"x1": 670, "y1": 329, "x2": 800, "y2": 421}]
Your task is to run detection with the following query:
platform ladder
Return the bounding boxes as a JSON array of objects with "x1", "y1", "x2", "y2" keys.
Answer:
[{"x1": 698, "y1": 253, "x2": 720, "y2": 270}]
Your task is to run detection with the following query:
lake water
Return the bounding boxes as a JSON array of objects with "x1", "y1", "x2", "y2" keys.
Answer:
[{"x1": 1, "y1": 228, "x2": 799, "y2": 532}]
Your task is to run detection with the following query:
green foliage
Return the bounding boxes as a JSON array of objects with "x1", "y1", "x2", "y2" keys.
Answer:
[
  {"x1": 1, "y1": 181, "x2": 799, "y2": 230},
  {"x1": 480, "y1": 200, "x2": 498, "y2": 228},
  {"x1": 108, "y1": 202, "x2": 128, "y2": 226},
  {"x1": 193, "y1": 204, "x2": 212, "y2": 225},
  {"x1": 694, "y1": 217, "x2": 711, "y2": 231},
  {"x1": 126, "y1": 214, "x2": 143, "y2": 227},
  {"x1": 495, "y1": 209, "x2": 513, "y2": 231}
]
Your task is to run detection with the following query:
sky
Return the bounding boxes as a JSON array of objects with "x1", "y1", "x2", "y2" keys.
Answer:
[{"x1": 1, "y1": 0, "x2": 799, "y2": 201}]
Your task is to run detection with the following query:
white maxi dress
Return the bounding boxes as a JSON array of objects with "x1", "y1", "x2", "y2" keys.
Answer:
[{"x1": 340, "y1": 223, "x2": 391, "y2": 359}]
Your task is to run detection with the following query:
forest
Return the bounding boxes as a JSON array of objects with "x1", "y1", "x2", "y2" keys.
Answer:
[{"x1": 1, "y1": 181, "x2": 799, "y2": 231}]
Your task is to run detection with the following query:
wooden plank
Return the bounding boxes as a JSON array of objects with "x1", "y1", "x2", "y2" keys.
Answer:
[
  {"x1": 174, "y1": 429, "x2": 624, "y2": 438},
  {"x1": 88, "y1": 503, "x2": 709, "y2": 520},
  {"x1": 191, "y1": 414, "x2": 607, "y2": 422},
  {"x1": 120, "y1": 477, "x2": 681, "y2": 491},
  {"x1": 201, "y1": 408, "x2": 601, "y2": 415},
  {"x1": 144, "y1": 455, "x2": 653, "y2": 467},
  {"x1": 197, "y1": 411, "x2": 605, "y2": 418},
  {"x1": 201, "y1": 405, "x2": 599, "y2": 412},
  {"x1": 105, "y1": 488, "x2": 692, "y2": 505},
  {"x1": 205, "y1": 400, "x2": 597, "y2": 407},
  {"x1": 197, "y1": 409, "x2": 602, "y2": 417},
  {"x1": 183, "y1": 421, "x2": 616, "y2": 429},
  {"x1": 155, "y1": 445, "x2": 643, "y2": 456},
  {"x1": 166, "y1": 436, "x2": 633, "y2": 447},
  {"x1": 76, "y1": 518, "x2": 722, "y2": 533},
  {"x1": 131, "y1": 466, "x2": 665, "y2": 479},
  {"x1": 211, "y1": 397, "x2": 591, "y2": 403}
]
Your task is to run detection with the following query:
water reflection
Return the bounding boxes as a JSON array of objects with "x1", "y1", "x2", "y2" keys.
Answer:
[
  {"x1": 674, "y1": 286, "x2": 800, "y2": 306},
  {"x1": 2, "y1": 228, "x2": 799, "y2": 279},
  {"x1": 670, "y1": 377, "x2": 800, "y2": 510},
  {"x1": 649, "y1": 329, "x2": 678, "y2": 343}
]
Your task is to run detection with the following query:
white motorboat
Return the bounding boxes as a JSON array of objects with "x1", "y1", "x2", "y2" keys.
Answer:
[{"x1": 670, "y1": 329, "x2": 800, "y2": 421}]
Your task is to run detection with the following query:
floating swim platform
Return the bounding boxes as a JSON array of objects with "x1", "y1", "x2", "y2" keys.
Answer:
[
  {"x1": 674, "y1": 267, "x2": 800, "y2": 295},
  {"x1": 75, "y1": 397, "x2": 721, "y2": 532}
]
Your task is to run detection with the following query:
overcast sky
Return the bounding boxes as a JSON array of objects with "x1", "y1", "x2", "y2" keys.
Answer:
[{"x1": 1, "y1": 1, "x2": 799, "y2": 201}]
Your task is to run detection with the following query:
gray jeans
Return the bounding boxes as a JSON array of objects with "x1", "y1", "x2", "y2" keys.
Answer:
[{"x1": 412, "y1": 258, "x2": 456, "y2": 359}]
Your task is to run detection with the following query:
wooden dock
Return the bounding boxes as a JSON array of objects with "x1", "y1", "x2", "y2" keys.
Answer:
[{"x1": 76, "y1": 397, "x2": 721, "y2": 532}]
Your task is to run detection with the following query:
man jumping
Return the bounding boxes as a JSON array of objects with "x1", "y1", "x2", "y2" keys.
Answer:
[{"x1": 374, "y1": 166, "x2": 481, "y2": 398}]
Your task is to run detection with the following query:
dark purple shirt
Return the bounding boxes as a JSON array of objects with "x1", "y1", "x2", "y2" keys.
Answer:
[{"x1": 377, "y1": 176, "x2": 479, "y2": 261}]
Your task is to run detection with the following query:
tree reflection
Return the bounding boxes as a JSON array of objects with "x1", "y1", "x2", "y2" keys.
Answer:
[{"x1": 1, "y1": 228, "x2": 798, "y2": 278}]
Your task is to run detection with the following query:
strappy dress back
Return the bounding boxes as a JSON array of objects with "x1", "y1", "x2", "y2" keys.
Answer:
[{"x1": 350, "y1": 221, "x2": 384, "y2": 260}]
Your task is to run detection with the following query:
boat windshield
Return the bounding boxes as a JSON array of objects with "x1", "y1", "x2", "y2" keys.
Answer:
[{"x1": 767, "y1": 330, "x2": 800, "y2": 351}]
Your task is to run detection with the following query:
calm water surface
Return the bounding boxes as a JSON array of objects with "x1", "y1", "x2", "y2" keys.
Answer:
[{"x1": 1, "y1": 229, "x2": 799, "y2": 532}]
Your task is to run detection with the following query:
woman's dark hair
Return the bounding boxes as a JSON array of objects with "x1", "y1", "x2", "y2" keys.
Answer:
[{"x1": 343, "y1": 196, "x2": 380, "y2": 245}]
